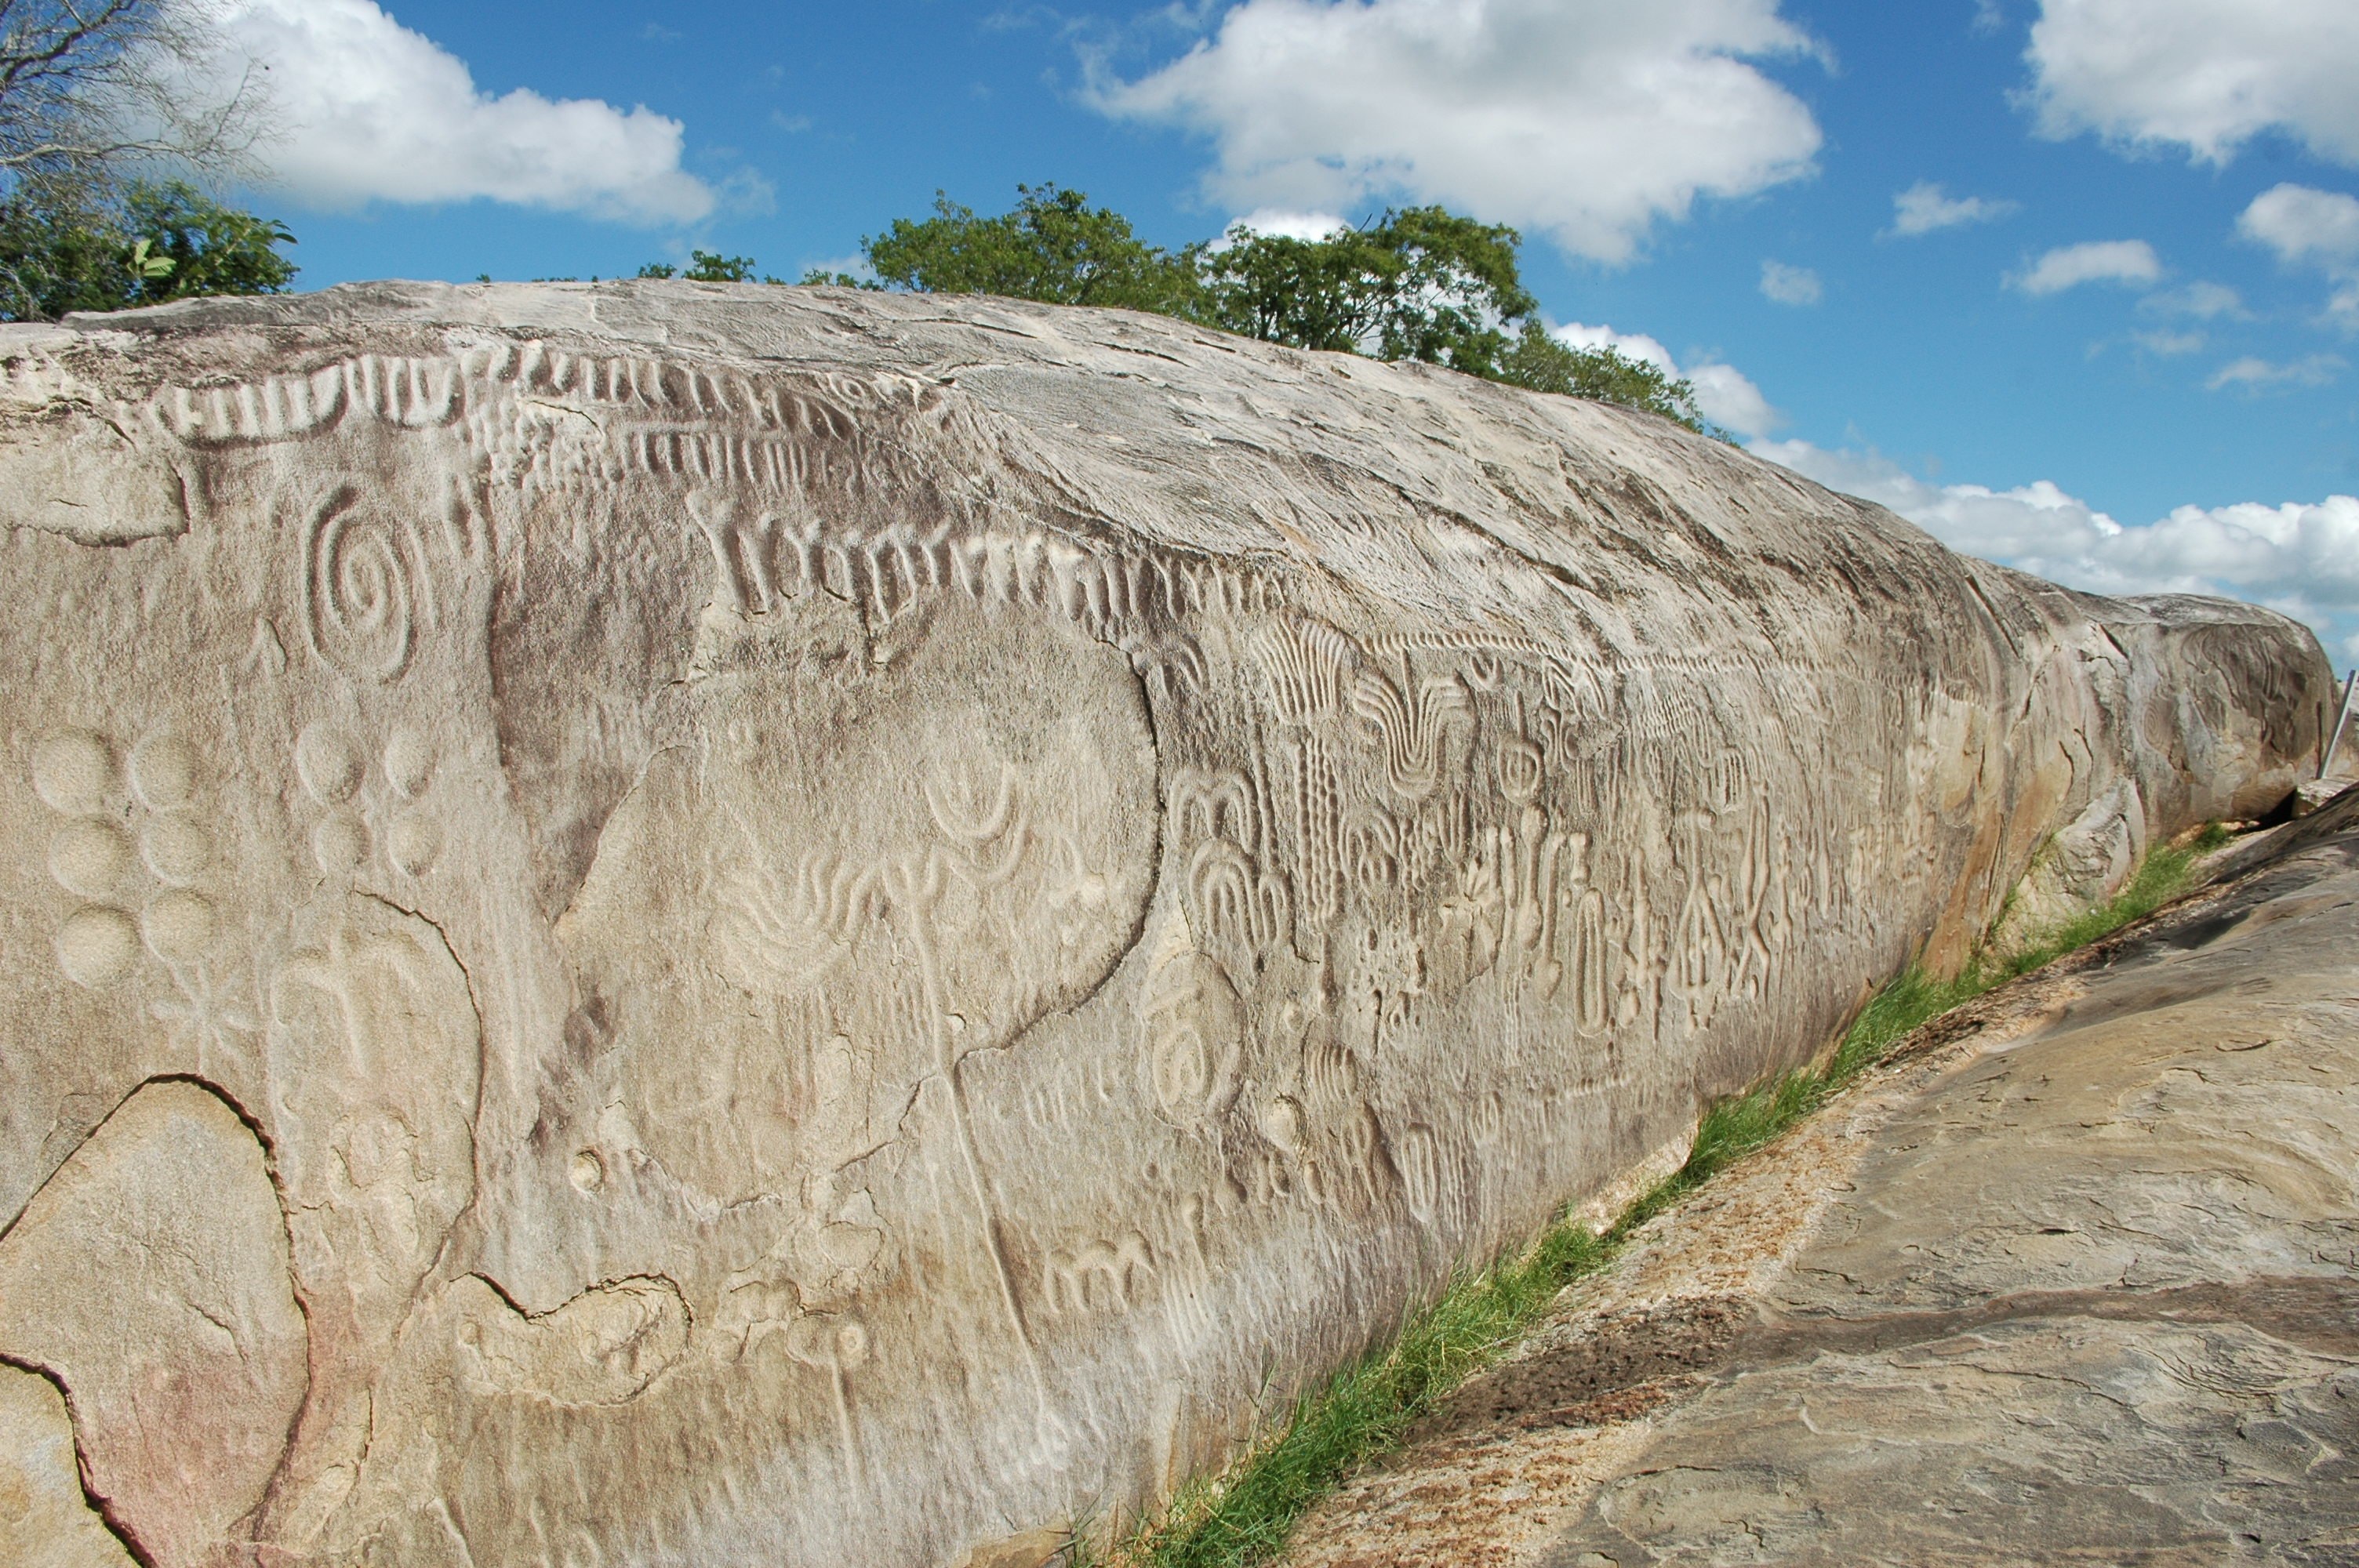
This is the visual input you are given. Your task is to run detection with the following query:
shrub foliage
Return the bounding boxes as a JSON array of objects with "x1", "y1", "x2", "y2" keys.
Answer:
[
  {"x1": 0, "y1": 179, "x2": 295, "y2": 321},
  {"x1": 774, "y1": 183, "x2": 1710, "y2": 431}
]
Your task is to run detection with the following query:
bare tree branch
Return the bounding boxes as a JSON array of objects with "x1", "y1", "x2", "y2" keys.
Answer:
[{"x1": 0, "y1": 0, "x2": 271, "y2": 194}]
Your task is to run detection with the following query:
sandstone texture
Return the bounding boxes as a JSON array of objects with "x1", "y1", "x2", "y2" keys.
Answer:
[
  {"x1": 0, "y1": 281, "x2": 2332, "y2": 1567},
  {"x1": 1281, "y1": 796, "x2": 2359, "y2": 1567}
]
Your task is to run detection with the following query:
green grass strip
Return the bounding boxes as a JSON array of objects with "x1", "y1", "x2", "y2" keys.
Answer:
[{"x1": 1100, "y1": 827, "x2": 2222, "y2": 1568}]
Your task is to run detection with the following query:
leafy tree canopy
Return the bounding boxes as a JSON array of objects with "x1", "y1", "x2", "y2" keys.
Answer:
[
  {"x1": 640, "y1": 249, "x2": 768, "y2": 283},
  {"x1": 0, "y1": 2, "x2": 293, "y2": 321},
  {"x1": 1201, "y1": 206, "x2": 1536, "y2": 379},
  {"x1": 0, "y1": 179, "x2": 295, "y2": 321},
  {"x1": 683, "y1": 250, "x2": 761, "y2": 283},
  {"x1": 861, "y1": 183, "x2": 1205, "y2": 316},
  {"x1": 1499, "y1": 323, "x2": 1709, "y2": 435},
  {"x1": 829, "y1": 185, "x2": 1706, "y2": 430}
]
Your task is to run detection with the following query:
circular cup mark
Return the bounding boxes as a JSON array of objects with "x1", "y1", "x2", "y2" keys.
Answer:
[
  {"x1": 48, "y1": 818, "x2": 132, "y2": 898},
  {"x1": 383, "y1": 728, "x2": 435, "y2": 799},
  {"x1": 569, "y1": 1149, "x2": 605, "y2": 1193},
  {"x1": 128, "y1": 735, "x2": 199, "y2": 812},
  {"x1": 141, "y1": 890, "x2": 216, "y2": 963},
  {"x1": 31, "y1": 732, "x2": 114, "y2": 815},
  {"x1": 296, "y1": 725, "x2": 365, "y2": 805},
  {"x1": 387, "y1": 813, "x2": 442, "y2": 877},
  {"x1": 56, "y1": 906, "x2": 139, "y2": 986},
  {"x1": 140, "y1": 816, "x2": 211, "y2": 886},
  {"x1": 313, "y1": 814, "x2": 369, "y2": 878}
]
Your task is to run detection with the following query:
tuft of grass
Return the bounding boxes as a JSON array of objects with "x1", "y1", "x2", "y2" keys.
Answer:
[
  {"x1": 1094, "y1": 829, "x2": 2220, "y2": 1568},
  {"x1": 1110, "y1": 1225, "x2": 1615, "y2": 1568}
]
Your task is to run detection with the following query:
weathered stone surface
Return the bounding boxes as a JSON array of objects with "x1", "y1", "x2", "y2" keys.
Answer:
[
  {"x1": 0, "y1": 1081, "x2": 305, "y2": 1568},
  {"x1": 0, "y1": 281, "x2": 2332, "y2": 1566},
  {"x1": 0, "y1": 1364, "x2": 139, "y2": 1568},
  {"x1": 1281, "y1": 797, "x2": 2359, "y2": 1566}
]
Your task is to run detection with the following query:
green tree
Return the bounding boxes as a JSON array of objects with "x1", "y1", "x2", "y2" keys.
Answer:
[
  {"x1": 1202, "y1": 207, "x2": 1536, "y2": 379},
  {"x1": 0, "y1": 179, "x2": 295, "y2": 321},
  {"x1": 861, "y1": 183, "x2": 1205, "y2": 315},
  {"x1": 121, "y1": 180, "x2": 295, "y2": 298},
  {"x1": 836, "y1": 183, "x2": 1716, "y2": 431},
  {"x1": 0, "y1": 2, "x2": 289, "y2": 321},
  {"x1": 682, "y1": 249, "x2": 757, "y2": 282},
  {"x1": 1496, "y1": 323, "x2": 1709, "y2": 434},
  {"x1": 638, "y1": 251, "x2": 788, "y2": 283}
]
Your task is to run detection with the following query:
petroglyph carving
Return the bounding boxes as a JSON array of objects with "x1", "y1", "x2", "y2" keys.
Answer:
[
  {"x1": 1170, "y1": 766, "x2": 1292, "y2": 979},
  {"x1": 262, "y1": 898, "x2": 478, "y2": 1535},
  {"x1": 709, "y1": 848, "x2": 878, "y2": 995},
  {"x1": 1170, "y1": 767, "x2": 1256, "y2": 848},
  {"x1": 1287, "y1": 734, "x2": 1349, "y2": 935},
  {"x1": 1394, "y1": 1122, "x2": 1449, "y2": 1227},
  {"x1": 46, "y1": 816, "x2": 131, "y2": 899},
  {"x1": 299, "y1": 481, "x2": 487, "y2": 684},
  {"x1": 1725, "y1": 797, "x2": 1786, "y2": 1002},
  {"x1": 1497, "y1": 813, "x2": 1568, "y2": 996},
  {"x1": 151, "y1": 354, "x2": 459, "y2": 445},
  {"x1": 53, "y1": 905, "x2": 138, "y2": 987},
  {"x1": 1670, "y1": 811, "x2": 1731, "y2": 1029},
  {"x1": 291, "y1": 723, "x2": 447, "y2": 885},
  {"x1": 783, "y1": 1311, "x2": 874, "y2": 1494},
  {"x1": 1143, "y1": 946, "x2": 1245, "y2": 1123},
  {"x1": 1351, "y1": 666, "x2": 1472, "y2": 804},
  {"x1": 456, "y1": 1276, "x2": 690, "y2": 1406},
  {"x1": 0, "y1": 284, "x2": 2324, "y2": 1568},
  {"x1": 27, "y1": 729, "x2": 224, "y2": 993},
  {"x1": 1565, "y1": 833, "x2": 1612, "y2": 1036},
  {"x1": 1252, "y1": 612, "x2": 1359, "y2": 722},
  {"x1": 1043, "y1": 1232, "x2": 1157, "y2": 1316}
]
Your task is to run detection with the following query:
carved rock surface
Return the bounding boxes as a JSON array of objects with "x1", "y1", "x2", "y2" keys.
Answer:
[
  {"x1": 1281, "y1": 793, "x2": 2359, "y2": 1566},
  {"x1": 0, "y1": 281, "x2": 2332, "y2": 1566}
]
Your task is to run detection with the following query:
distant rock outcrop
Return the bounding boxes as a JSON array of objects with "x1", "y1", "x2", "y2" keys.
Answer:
[{"x1": 0, "y1": 282, "x2": 2330, "y2": 1567}]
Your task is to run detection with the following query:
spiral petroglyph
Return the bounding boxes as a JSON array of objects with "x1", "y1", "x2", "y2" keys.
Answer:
[{"x1": 302, "y1": 489, "x2": 423, "y2": 683}]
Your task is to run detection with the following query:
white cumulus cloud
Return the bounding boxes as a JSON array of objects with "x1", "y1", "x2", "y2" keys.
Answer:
[
  {"x1": 1685, "y1": 362, "x2": 1779, "y2": 440},
  {"x1": 2242, "y1": 191, "x2": 2359, "y2": 336},
  {"x1": 2206, "y1": 353, "x2": 2346, "y2": 392},
  {"x1": 1888, "y1": 180, "x2": 2017, "y2": 238},
  {"x1": 1096, "y1": 0, "x2": 1825, "y2": 264},
  {"x1": 2139, "y1": 281, "x2": 2246, "y2": 320},
  {"x1": 2133, "y1": 328, "x2": 2206, "y2": 356},
  {"x1": 2240, "y1": 183, "x2": 2359, "y2": 274},
  {"x1": 2012, "y1": 239, "x2": 2162, "y2": 296},
  {"x1": 208, "y1": 0, "x2": 716, "y2": 223},
  {"x1": 1758, "y1": 260, "x2": 1822, "y2": 306},
  {"x1": 2025, "y1": 0, "x2": 2359, "y2": 166},
  {"x1": 1550, "y1": 321, "x2": 1779, "y2": 438},
  {"x1": 1756, "y1": 438, "x2": 2359, "y2": 656},
  {"x1": 1222, "y1": 208, "x2": 1352, "y2": 241}
]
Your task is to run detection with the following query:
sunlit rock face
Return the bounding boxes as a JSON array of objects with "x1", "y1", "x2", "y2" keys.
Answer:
[{"x1": 0, "y1": 281, "x2": 2328, "y2": 1568}]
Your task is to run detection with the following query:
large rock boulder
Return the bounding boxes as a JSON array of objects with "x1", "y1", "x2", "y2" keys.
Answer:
[{"x1": 0, "y1": 282, "x2": 2330, "y2": 1567}]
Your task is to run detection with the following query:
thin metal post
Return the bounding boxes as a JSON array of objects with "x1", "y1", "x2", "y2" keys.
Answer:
[{"x1": 2324, "y1": 670, "x2": 2359, "y2": 781}]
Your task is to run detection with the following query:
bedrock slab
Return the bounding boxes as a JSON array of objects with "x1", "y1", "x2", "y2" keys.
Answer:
[
  {"x1": 0, "y1": 281, "x2": 2332, "y2": 1567},
  {"x1": 1281, "y1": 796, "x2": 2359, "y2": 1567}
]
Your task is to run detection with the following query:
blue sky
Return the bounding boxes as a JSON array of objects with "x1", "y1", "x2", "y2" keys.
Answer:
[{"x1": 208, "y1": 1, "x2": 2359, "y2": 662}]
